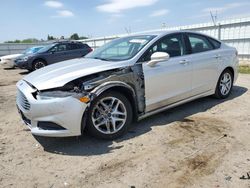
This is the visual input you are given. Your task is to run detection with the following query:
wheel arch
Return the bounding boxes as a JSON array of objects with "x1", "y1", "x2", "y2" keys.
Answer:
[
  {"x1": 81, "y1": 81, "x2": 138, "y2": 134},
  {"x1": 91, "y1": 81, "x2": 138, "y2": 119},
  {"x1": 32, "y1": 58, "x2": 47, "y2": 66},
  {"x1": 223, "y1": 66, "x2": 234, "y2": 80}
]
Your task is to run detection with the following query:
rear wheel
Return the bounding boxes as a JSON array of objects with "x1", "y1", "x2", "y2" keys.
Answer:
[
  {"x1": 32, "y1": 59, "x2": 46, "y2": 71},
  {"x1": 214, "y1": 69, "x2": 233, "y2": 99},
  {"x1": 86, "y1": 91, "x2": 133, "y2": 140}
]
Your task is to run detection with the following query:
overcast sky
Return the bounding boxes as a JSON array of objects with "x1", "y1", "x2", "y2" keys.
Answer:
[{"x1": 0, "y1": 0, "x2": 250, "y2": 42}]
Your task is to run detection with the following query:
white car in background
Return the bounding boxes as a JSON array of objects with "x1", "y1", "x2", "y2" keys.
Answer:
[
  {"x1": 0, "y1": 53, "x2": 22, "y2": 68},
  {"x1": 16, "y1": 31, "x2": 238, "y2": 139},
  {"x1": 0, "y1": 46, "x2": 44, "y2": 68}
]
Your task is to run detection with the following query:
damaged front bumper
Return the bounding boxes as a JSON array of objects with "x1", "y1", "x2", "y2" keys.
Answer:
[{"x1": 16, "y1": 80, "x2": 88, "y2": 137}]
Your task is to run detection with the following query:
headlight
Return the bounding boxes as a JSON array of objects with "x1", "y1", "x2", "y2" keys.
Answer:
[
  {"x1": 37, "y1": 91, "x2": 90, "y2": 103},
  {"x1": 20, "y1": 56, "x2": 31, "y2": 61}
]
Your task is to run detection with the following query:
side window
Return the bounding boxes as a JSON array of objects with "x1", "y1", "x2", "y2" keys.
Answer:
[
  {"x1": 188, "y1": 34, "x2": 213, "y2": 53},
  {"x1": 139, "y1": 34, "x2": 185, "y2": 62},
  {"x1": 82, "y1": 44, "x2": 90, "y2": 49},
  {"x1": 67, "y1": 44, "x2": 78, "y2": 50},
  {"x1": 57, "y1": 44, "x2": 67, "y2": 51},
  {"x1": 208, "y1": 38, "x2": 221, "y2": 49},
  {"x1": 51, "y1": 44, "x2": 67, "y2": 52}
]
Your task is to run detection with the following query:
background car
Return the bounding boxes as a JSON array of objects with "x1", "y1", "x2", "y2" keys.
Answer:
[
  {"x1": 0, "y1": 53, "x2": 22, "y2": 68},
  {"x1": 0, "y1": 46, "x2": 44, "y2": 69},
  {"x1": 16, "y1": 31, "x2": 238, "y2": 139},
  {"x1": 15, "y1": 41, "x2": 92, "y2": 71}
]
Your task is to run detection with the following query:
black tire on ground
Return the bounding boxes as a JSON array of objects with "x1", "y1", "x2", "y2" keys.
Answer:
[
  {"x1": 214, "y1": 69, "x2": 233, "y2": 99},
  {"x1": 86, "y1": 91, "x2": 133, "y2": 140},
  {"x1": 32, "y1": 59, "x2": 47, "y2": 71}
]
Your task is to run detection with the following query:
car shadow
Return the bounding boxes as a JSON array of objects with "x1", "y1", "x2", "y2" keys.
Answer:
[
  {"x1": 3, "y1": 67, "x2": 15, "y2": 70},
  {"x1": 19, "y1": 71, "x2": 30, "y2": 75},
  {"x1": 2, "y1": 67, "x2": 30, "y2": 75},
  {"x1": 34, "y1": 85, "x2": 248, "y2": 156}
]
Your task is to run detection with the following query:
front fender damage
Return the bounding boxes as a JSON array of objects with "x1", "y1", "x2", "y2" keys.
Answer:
[{"x1": 81, "y1": 64, "x2": 145, "y2": 114}]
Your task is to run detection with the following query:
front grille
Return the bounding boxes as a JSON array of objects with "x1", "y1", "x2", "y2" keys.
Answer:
[
  {"x1": 20, "y1": 110, "x2": 31, "y2": 125},
  {"x1": 17, "y1": 89, "x2": 30, "y2": 110}
]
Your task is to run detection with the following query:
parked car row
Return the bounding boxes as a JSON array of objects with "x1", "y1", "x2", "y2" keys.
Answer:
[
  {"x1": 0, "y1": 41, "x2": 92, "y2": 71},
  {"x1": 15, "y1": 31, "x2": 239, "y2": 139}
]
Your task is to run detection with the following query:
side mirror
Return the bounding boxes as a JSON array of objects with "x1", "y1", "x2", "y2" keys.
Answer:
[{"x1": 147, "y1": 52, "x2": 170, "y2": 67}]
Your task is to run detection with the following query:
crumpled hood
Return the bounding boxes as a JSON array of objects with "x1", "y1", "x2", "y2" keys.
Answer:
[{"x1": 23, "y1": 58, "x2": 129, "y2": 90}]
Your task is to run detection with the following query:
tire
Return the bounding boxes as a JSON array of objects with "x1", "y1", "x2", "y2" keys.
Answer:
[
  {"x1": 32, "y1": 59, "x2": 47, "y2": 71},
  {"x1": 86, "y1": 91, "x2": 133, "y2": 140},
  {"x1": 214, "y1": 69, "x2": 233, "y2": 99}
]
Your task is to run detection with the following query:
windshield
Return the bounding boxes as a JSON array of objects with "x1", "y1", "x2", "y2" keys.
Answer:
[
  {"x1": 37, "y1": 44, "x2": 55, "y2": 53},
  {"x1": 23, "y1": 46, "x2": 44, "y2": 54},
  {"x1": 86, "y1": 35, "x2": 156, "y2": 61}
]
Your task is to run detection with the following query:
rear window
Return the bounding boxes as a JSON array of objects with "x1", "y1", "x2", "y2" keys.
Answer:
[
  {"x1": 208, "y1": 38, "x2": 221, "y2": 49},
  {"x1": 81, "y1": 43, "x2": 90, "y2": 49},
  {"x1": 67, "y1": 43, "x2": 89, "y2": 50},
  {"x1": 187, "y1": 34, "x2": 214, "y2": 53}
]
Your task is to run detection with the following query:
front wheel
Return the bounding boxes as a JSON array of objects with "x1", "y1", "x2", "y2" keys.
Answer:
[
  {"x1": 86, "y1": 91, "x2": 133, "y2": 140},
  {"x1": 32, "y1": 59, "x2": 47, "y2": 71},
  {"x1": 214, "y1": 69, "x2": 233, "y2": 99}
]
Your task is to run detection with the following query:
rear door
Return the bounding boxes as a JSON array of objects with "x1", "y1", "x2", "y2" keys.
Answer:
[
  {"x1": 66, "y1": 43, "x2": 80, "y2": 60},
  {"x1": 185, "y1": 33, "x2": 220, "y2": 95},
  {"x1": 141, "y1": 33, "x2": 193, "y2": 112},
  {"x1": 66, "y1": 43, "x2": 90, "y2": 59},
  {"x1": 48, "y1": 44, "x2": 69, "y2": 63}
]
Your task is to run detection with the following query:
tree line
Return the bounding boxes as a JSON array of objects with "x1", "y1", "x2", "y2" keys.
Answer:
[{"x1": 4, "y1": 33, "x2": 88, "y2": 43}]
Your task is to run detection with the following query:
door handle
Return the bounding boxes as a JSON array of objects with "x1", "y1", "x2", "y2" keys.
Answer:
[
  {"x1": 179, "y1": 59, "x2": 189, "y2": 65},
  {"x1": 213, "y1": 54, "x2": 221, "y2": 59}
]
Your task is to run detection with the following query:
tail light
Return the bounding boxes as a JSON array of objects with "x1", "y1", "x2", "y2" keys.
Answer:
[{"x1": 88, "y1": 48, "x2": 93, "y2": 53}]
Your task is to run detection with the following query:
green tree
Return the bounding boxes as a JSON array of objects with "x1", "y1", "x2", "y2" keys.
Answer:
[
  {"x1": 22, "y1": 38, "x2": 39, "y2": 43},
  {"x1": 47, "y1": 35, "x2": 55, "y2": 40},
  {"x1": 70, "y1": 33, "x2": 80, "y2": 40}
]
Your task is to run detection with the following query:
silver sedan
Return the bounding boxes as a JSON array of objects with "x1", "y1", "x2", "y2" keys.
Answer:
[{"x1": 16, "y1": 31, "x2": 238, "y2": 139}]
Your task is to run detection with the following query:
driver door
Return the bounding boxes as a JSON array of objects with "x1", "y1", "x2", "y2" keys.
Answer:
[{"x1": 141, "y1": 33, "x2": 192, "y2": 112}]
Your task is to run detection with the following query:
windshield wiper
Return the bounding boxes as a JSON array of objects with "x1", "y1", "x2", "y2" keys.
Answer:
[{"x1": 93, "y1": 57, "x2": 110, "y2": 61}]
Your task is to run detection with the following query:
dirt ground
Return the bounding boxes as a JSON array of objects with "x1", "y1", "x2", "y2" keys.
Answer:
[{"x1": 0, "y1": 67, "x2": 250, "y2": 188}]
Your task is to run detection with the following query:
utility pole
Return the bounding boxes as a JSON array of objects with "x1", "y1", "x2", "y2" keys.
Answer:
[
  {"x1": 210, "y1": 10, "x2": 221, "y2": 40},
  {"x1": 161, "y1": 23, "x2": 167, "y2": 30},
  {"x1": 124, "y1": 27, "x2": 131, "y2": 35},
  {"x1": 210, "y1": 11, "x2": 217, "y2": 26}
]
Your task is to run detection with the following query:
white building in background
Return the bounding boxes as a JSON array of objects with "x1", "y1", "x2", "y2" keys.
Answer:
[{"x1": 80, "y1": 17, "x2": 250, "y2": 60}]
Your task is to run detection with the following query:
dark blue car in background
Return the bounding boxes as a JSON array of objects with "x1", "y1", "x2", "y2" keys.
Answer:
[{"x1": 15, "y1": 41, "x2": 92, "y2": 71}]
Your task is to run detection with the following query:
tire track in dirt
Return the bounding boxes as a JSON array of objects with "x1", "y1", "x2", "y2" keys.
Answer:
[{"x1": 156, "y1": 116, "x2": 231, "y2": 188}]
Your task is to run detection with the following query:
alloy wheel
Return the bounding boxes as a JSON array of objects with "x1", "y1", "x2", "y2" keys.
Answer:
[
  {"x1": 91, "y1": 97, "x2": 127, "y2": 134},
  {"x1": 34, "y1": 61, "x2": 46, "y2": 70},
  {"x1": 219, "y1": 72, "x2": 232, "y2": 96}
]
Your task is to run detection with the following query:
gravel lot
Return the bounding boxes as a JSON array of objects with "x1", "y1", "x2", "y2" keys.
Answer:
[{"x1": 0, "y1": 67, "x2": 250, "y2": 188}]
